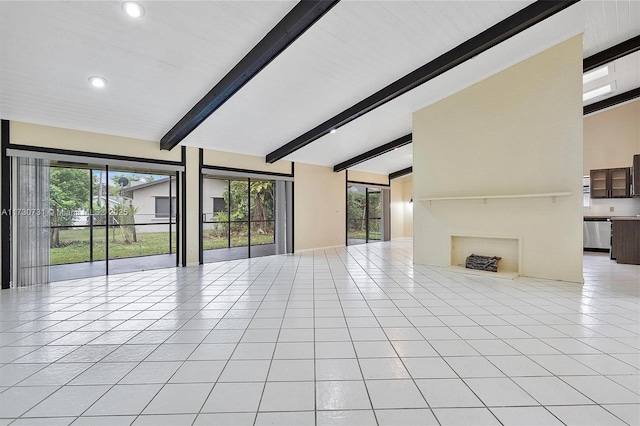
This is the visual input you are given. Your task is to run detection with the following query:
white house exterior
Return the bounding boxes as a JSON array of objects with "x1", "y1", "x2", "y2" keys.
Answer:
[{"x1": 123, "y1": 177, "x2": 226, "y2": 233}]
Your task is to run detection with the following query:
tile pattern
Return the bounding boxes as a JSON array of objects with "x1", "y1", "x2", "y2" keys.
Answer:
[{"x1": 0, "y1": 241, "x2": 639, "y2": 425}]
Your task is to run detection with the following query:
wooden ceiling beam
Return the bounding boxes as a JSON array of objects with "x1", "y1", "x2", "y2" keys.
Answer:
[
  {"x1": 266, "y1": 1, "x2": 578, "y2": 163},
  {"x1": 160, "y1": 0, "x2": 339, "y2": 151}
]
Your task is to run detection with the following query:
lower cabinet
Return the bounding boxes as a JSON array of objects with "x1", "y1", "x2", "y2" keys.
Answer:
[{"x1": 611, "y1": 219, "x2": 640, "y2": 265}]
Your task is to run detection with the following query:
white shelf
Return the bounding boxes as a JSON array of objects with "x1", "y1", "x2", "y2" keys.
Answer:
[{"x1": 419, "y1": 192, "x2": 572, "y2": 202}]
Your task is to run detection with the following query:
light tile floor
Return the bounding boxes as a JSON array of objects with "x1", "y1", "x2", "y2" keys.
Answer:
[{"x1": 1, "y1": 240, "x2": 639, "y2": 425}]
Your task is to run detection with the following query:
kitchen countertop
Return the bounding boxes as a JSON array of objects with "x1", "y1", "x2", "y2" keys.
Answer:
[{"x1": 611, "y1": 216, "x2": 640, "y2": 221}]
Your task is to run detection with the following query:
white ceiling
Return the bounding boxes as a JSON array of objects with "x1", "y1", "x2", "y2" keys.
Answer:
[{"x1": 1, "y1": 1, "x2": 639, "y2": 176}]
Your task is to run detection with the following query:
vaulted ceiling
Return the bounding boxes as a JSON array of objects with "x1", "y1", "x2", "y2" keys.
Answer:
[{"x1": 1, "y1": 1, "x2": 639, "y2": 176}]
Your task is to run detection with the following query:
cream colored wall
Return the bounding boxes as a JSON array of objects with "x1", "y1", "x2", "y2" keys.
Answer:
[
  {"x1": 413, "y1": 35, "x2": 584, "y2": 283},
  {"x1": 348, "y1": 170, "x2": 388, "y2": 185},
  {"x1": 294, "y1": 163, "x2": 346, "y2": 251},
  {"x1": 390, "y1": 178, "x2": 404, "y2": 238},
  {"x1": 583, "y1": 99, "x2": 640, "y2": 174},
  {"x1": 10, "y1": 122, "x2": 182, "y2": 162},
  {"x1": 202, "y1": 149, "x2": 291, "y2": 174},
  {"x1": 390, "y1": 174, "x2": 413, "y2": 239},
  {"x1": 184, "y1": 146, "x2": 200, "y2": 265},
  {"x1": 402, "y1": 176, "x2": 413, "y2": 237}
]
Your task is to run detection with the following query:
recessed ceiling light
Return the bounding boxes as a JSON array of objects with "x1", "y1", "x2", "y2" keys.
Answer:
[
  {"x1": 583, "y1": 84, "x2": 612, "y2": 102},
  {"x1": 583, "y1": 66, "x2": 609, "y2": 85},
  {"x1": 88, "y1": 76, "x2": 108, "y2": 88},
  {"x1": 122, "y1": 1, "x2": 145, "y2": 18},
  {"x1": 329, "y1": 129, "x2": 337, "y2": 134}
]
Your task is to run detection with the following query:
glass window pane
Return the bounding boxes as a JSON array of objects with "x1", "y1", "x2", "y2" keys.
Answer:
[
  {"x1": 347, "y1": 186, "x2": 366, "y2": 245},
  {"x1": 107, "y1": 170, "x2": 176, "y2": 271},
  {"x1": 203, "y1": 178, "x2": 231, "y2": 255},
  {"x1": 213, "y1": 197, "x2": 226, "y2": 213},
  {"x1": 250, "y1": 221, "x2": 275, "y2": 246},
  {"x1": 368, "y1": 189, "x2": 382, "y2": 241},
  {"x1": 230, "y1": 180, "x2": 248, "y2": 248}
]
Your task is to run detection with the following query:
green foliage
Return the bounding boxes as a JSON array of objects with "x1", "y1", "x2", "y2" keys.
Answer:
[
  {"x1": 205, "y1": 179, "x2": 276, "y2": 248},
  {"x1": 347, "y1": 188, "x2": 381, "y2": 238},
  {"x1": 50, "y1": 167, "x2": 92, "y2": 248},
  {"x1": 249, "y1": 180, "x2": 274, "y2": 222},
  {"x1": 50, "y1": 168, "x2": 91, "y2": 226},
  {"x1": 219, "y1": 180, "x2": 275, "y2": 221},
  {"x1": 347, "y1": 189, "x2": 366, "y2": 232},
  {"x1": 224, "y1": 180, "x2": 248, "y2": 221}
]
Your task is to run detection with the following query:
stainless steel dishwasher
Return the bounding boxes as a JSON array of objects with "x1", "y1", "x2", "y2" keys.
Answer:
[{"x1": 583, "y1": 218, "x2": 611, "y2": 251}]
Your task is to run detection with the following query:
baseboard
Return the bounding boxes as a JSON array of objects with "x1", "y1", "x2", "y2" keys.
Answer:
[
  {"x1": 294, "y1": 244, "x2": 346, "y2": 253},
  {"x1": 447, "y1": 265, "x2": 519, "y2": 280}
]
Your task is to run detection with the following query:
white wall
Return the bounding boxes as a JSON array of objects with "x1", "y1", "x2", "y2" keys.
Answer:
[
  {"x1": 129, "y1": 179, "x2": 176, "y2": 233},
  {"x1": 201, "y1": 178, "x2": 227, "y2": 216},
  {"x1": 413, "y1": 35, "x2": 584, "y2": 283}
]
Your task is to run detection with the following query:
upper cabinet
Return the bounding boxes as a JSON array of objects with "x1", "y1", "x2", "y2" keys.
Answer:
[
  {"x1": 590, "y1": 167, "x2": 632, "y2": 199},
  {"x1": 634, "y1": 155, "x2": 639, "y2": 197}
]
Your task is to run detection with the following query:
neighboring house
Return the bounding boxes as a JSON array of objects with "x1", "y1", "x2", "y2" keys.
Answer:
[
  {"x1": 202, "y1": 178, "x2": 229, "y2": 220},
  {"x1": 120, "y1": 177, "x2": 227, "y2": 233},
  {"x1": 119, "y1": 177, "x2": 177, "y2": 233},
  {"x1": 71, "y1": 195, "x2": 122, "y2": 226}
]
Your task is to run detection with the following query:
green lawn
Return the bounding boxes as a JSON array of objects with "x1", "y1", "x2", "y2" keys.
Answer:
[
  {"x1": 50, "y1": 227, "x2": 274, "y2": 265},
  {"x1": 203, "y1": 232, "x2": 274, "y2": 250},
  {"x1": 348, "y1": 231, "x2": 381, "y2": 240},
  {"x1": 50, "y1": 228, "x2": 176, "y2": 265}
]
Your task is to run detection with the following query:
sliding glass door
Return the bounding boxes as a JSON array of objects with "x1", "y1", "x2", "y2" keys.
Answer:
[
  {"x1": 347, "y1": 185, "x2": 388, "y2": 246},
  {"x1": 249, "y1": 179, "x2": 276, "y2": 257},
  {"x1": 367, "y1": 188, "x2": 382, "y2": 242},
  {"x1": 41, "y1": 162, "x2": 177, "y2": 281},
  {"x1": 202, "y1": 178, "x2": 248, "y2": 262},
  {"x1": 202, "y1": 175, "x2": 278, "y2": 263},
  {"x1": 105, "y1": 168, "x2": 177, "y2": 275},
  {"x1": 347, "y1": 185, "x2": 367, "y2": 245}
]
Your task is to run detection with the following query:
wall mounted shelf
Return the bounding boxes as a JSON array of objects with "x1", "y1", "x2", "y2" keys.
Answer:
[{"x1": 419, "y1": 192, "x2": 572, "y2": 204}]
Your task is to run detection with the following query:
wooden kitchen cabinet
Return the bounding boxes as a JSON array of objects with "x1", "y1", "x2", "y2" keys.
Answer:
[
  {"x1": 590, "y1": 167, "x2": 631, "y2": 198},
  {"x1": 611, "y1": 218, "x2": 640, "y2": 265},
  {"x1": 634, "y1": 154, "x2": 639, "y2": 196}
]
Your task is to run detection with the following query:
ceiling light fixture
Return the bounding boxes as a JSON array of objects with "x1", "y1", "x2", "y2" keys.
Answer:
[
  {"x1": 88, "y1": 76, "x2": 108, "y2": 88},
  {"x1": 583, "y1": 66, "x2": 609, "y2": 85},
  {"x1": 329, "y1": 129, "x2": 337, "y2": 134},
  {"x1": 583, "y1": 84, "x2": 612, "y2": 102},
  {"x1": 122, "y1": 1, "x2": 145, "y2": 18}
]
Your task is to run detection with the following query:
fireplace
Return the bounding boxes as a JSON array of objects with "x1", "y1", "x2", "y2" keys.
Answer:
[{"x1": 450, "y1": 234, "x2": 521, "y2": 278}]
